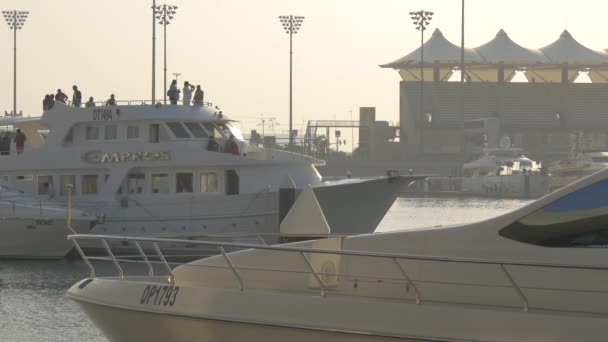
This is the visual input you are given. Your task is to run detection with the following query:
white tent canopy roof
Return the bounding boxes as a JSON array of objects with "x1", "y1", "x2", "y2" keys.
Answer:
[
  {"x1": 540, "y1": 30, "x2": 608, "y2": 64},
  {"x1": 382, "y1": 29, "x2": 483, "y2": 68},
  {"x1": 475, "y1": 29, "x2": 548, "y2": 64},
  {"x1": 383, "y1": 28, "x2": 608, "y2": 69}
]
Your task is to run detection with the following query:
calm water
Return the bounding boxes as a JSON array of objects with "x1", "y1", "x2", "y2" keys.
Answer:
[{"x1": 0, "y1": 196, "x2": 531, "y2": 342}]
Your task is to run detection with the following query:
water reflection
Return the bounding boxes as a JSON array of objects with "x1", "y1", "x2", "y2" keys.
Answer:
[{"x1": 0, "y1": 259, "x2": 107, "y2": 342}]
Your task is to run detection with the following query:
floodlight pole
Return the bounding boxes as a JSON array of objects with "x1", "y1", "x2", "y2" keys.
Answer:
[
  {"x1": 289, "y1": 26, "x2": 293, "y2": 147},
  {"x1": 3, "y1": 10, "x2": 28, "y2": 116},
  {"x1": 163, "y1": 19, "x2": 167, "y2": 104},
  {"x1": 155, "y1": 4, "x2": 177, "y2": 104},
  {"x1": 460, "y1": 0, "x2": 466, "y2": 163},
  {"x1": 13, "y1": 14, "x2": 16, "y2": 115},
  {"x1": 152, "y1": 0, "x2": 156, "y2": 103},
  {"x1": 410, "y1": 10, "x2": 433, "y2": 138},
  {"x1": 279, "y1": 15, "x2": 305, "y2": 149}
]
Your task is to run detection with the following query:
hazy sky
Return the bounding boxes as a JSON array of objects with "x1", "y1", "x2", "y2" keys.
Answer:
[{"x1": 1, "y1": 0, "x2": 607, "y2": 137}]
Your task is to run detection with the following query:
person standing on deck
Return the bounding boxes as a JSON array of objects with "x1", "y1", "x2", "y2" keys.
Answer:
[
  {"x1": 72, "y1": 85, "x2": 82, "y2": 107},
  {"x1": 85, "y1": 97, "x2": 96, "y2": 107},
  {"x1": 182, "y1": 81, "x2": 194, "y2": 106},
  {"x1": 193, "y1": 85, "x2": 204, "y2": 106},
  {"x1": 55, "y1": 89, "x2": 68, "y2": 103},
  {"x1": 168, "y1": 80, "x2": 180, "y2": 105},
  {"x1": 14, "y1": 129, "x2": 26, "y2": 155},
  {"x1": 106, "y1": 94, "x2": 116, "y2": 106}
]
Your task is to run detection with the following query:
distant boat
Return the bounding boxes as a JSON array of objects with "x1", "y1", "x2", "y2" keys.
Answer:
[{"x1": 0, "y1": 184, "x2": 93, "y2": 258}]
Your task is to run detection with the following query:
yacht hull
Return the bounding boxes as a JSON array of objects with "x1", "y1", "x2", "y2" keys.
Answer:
[
  {"x1": 0, "y1": 218, "x2": 91, "y2": 258},
  {"x1": 78, "y1": 176, "x2": 406, "y2": 252},
  {"x1": 69, "y1": 278, "x2": 608, "y2": 342},
  {"x1": 73, "y1": 299, "x2": 418, "y2": 342}
]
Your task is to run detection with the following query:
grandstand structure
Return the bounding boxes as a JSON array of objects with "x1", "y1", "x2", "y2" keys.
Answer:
[{"x1": 381, "y1": 29, "x2": 608, "y2": 165}]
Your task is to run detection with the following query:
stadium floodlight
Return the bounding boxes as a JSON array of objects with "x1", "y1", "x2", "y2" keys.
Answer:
[
  {"x1": 154, "y1": 4, "x2": 178, "y2": 104},
  {"x1": 409, "y1": 10, "x2": 433, "y2": 133},
  {"x1": 278, "y1": 15, "x2": 305, "y2": 148},
  {"x1": 3, "y1": 10, "x2": 29, "y2": 116}
]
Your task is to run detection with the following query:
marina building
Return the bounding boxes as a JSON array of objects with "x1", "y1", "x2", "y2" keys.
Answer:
[{"x1": 381, "y1": 29, "x2": 608, "y2": 173}]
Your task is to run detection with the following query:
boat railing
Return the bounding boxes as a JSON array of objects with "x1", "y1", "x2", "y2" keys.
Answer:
[
  {"x1": 0, "y1": 197, "x2": 66, "y2": 216},
  {"x1": 244, "y1": 145, "x2": 325, "y2": 163},
  {"x1": 62, "y1": 100, "x2": 214, "y2": 108},
  {"x1": 68, "y1": 234, "x2": 608, "y2": 313}
]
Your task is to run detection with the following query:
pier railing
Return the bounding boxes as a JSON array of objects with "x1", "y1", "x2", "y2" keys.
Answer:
[
  {"x1": 60, "y1": 100, "x2": 214, "y2": 108},
  {"x1": 68, "y1": 234, "x2": 608, "y2": 314}
]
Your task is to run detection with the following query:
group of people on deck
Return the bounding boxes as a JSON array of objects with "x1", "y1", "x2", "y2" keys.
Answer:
[
  {"x1": 43, "y1": 86, "x2": 117, "y2": 110},
  {"x1": 0, "y1": 129, "x2": 26, "y2": 155},
  {"x1": 168, "y1": 80, "x2": 205, "y2": 106},
  {"x1": 43, "y1": 81, "x2": 205, "y2": 111}
]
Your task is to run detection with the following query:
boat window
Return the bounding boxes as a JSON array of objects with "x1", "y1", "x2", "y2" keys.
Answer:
[
  {"x1": 200, "y1": 172, "x2": 218, "y2": 192},
  {"x1": 86, "y1": 126, "x2": 99, "y2": 140},
  {"x1": 203, "y1": 123, "x2": 224, "y2": 138},
  {"x1": 151, "y1": 173, "x2": 169, "y2": 194},
  {"x1": 184, "y1": 122, "x2": 208, "y2": 138},
  {"x1": 149, "y1": 124, "x2": 160, "y2": 143},
  {"x1": 59, "y1": 175, "x2": 76, "y2": 196},
  {"x1": 64, "y1": 127, "x2": 73, "y2": 143},
  {"x1": 500, "y1": 178, "x2": 608, "y2": 247},
  {"x1": 228, "y1": 124, "x2": 245, "y2": 141},
  {"x1": 176, "y1": 173, "x2": 193, "y2": 193},
  {"x1": 226, "y1": 170, "x2": 239, "y2": 195},
  {"x1": 127, "y1": 126, "x2": 139, "y2": 140},
  {"x1": 166, "y1": 122, "x2": 191, "y2": 139},
  {"x1": 127, "y1": 174, "x2": 145, "y2": 194},
  {"x1": 82, "y1": 175, "x2": 98, "y2": 195},
  {"x1": 16, "y1": 175, "x2": 33, "y2": 180},
  {"x1": 37, "y1": 176, "x2": 54, "y2": 196},
  {"x1": 104, "y1": 125, "x2": 118, "y2": 140}
]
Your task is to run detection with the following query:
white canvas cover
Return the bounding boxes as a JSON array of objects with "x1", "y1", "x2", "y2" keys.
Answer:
[
  {"x1": 474, "y1": 29, "x2": 548, "y2": 64},
  {"x1": 540, "y1": 30, "x2": 608, "y2": 65},
  {"x1": 382, "y1": 29, "x2": 483, "y2": 68},
  {"x1": 280, "y1": 184, "x2": 330, "y2": 236}
]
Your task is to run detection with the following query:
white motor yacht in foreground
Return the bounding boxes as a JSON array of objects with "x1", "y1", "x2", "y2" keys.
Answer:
[
  {"x1": 0, "y1": 101, "x2": 413, "y2": 251},
  {"x1": 68, "y1": 168, "x2": 608, "y2": 341},
  {"x1": 0, "y1": 185, "x2": 93, "y2": 258}
]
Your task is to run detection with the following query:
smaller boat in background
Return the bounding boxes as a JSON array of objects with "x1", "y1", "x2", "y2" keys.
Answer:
[
  {"x1": 550, "y1": 149, "x2": 608, "y2": 190},
  {"x1": 406, "y1": 140, "x2": 550, "y2": 198},
  {"x1": 460, "y1": 146, "x2": 550, "y2": 197},
  {"x1": 0, "y1": 185, "x2": 94, "y2": 258}
]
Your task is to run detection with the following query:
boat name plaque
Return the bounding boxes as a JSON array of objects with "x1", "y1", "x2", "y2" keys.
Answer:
[{"x1": 82, "y1": 151, "x2": 171, "y2": 164}]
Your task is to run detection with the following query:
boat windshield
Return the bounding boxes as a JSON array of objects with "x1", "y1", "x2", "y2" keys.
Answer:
[{"x1": 499, "y1": 178, "x2": 608, "y2": 247}]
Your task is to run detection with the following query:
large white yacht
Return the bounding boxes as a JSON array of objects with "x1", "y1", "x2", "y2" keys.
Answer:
[
  {"x1": 68, "y1": 168, "x2": 608, "y2": 341},
  {"x1": 0, "y1": 184, "x2": 93, "y2": 258},
  {"x1": 0, "y1": 102, "x2": 407, "y2": 249}
]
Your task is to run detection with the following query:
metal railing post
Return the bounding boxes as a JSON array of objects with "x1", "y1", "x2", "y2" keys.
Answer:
[
  {"x1": 500, "y1": 264, "x2": 529, "y2": 312},
  {"x1": 101, "y1": 239, "x2": 124, "y2": 280},
  {"x1": 153, "y1": 242, "x2": 174, "y2": 284},
  {"x1": 300, "y1": 251, "x2": 326, "y2": 297},
  {"x1": 219, "y1": 246, "x2": 244, "y2": 291},
  {"x1": 256, "y1": 234, "x2": 267, "y2": 245},
  {"x1": 393, "y1": 258, "x2": 421, "y2": 304},
  {"x1": 71, "y1": 239, "x2": 95, "y2": 278},
  {"x1": 134, "y1": 241, "x2": 154, "y2": 277},
  {"x1": 66, "y1": 184, "x2": 75, "y2": 234}
]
